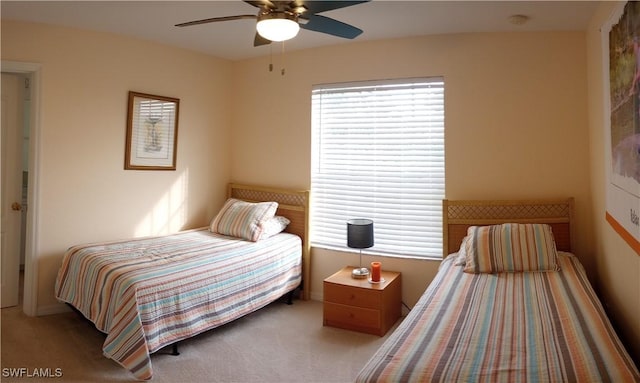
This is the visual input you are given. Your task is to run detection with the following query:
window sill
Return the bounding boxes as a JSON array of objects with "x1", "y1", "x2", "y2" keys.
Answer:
[{"x1": 311, "y1": 244, "x2": 443, "y2": 262}]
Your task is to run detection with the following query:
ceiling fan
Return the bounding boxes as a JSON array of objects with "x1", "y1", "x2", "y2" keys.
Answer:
[{"x1": 175, "y1": 1, "x2": 370, "y2": 47}]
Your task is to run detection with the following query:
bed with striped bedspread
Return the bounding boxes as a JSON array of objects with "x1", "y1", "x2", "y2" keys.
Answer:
[
  {"x1": 356, "y1": 252, "x2": 640, "y2": 382},
  {"x1": 55, "y1": 228, "x2": 302, "y2": 380}
]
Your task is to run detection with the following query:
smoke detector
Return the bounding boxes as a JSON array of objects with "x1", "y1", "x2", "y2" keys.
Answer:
[{"x1": 508, "y1": 15, "x2": 530, "y2": 25}]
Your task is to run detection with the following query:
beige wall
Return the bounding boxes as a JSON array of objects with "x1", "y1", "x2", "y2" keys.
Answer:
[
  {"x1": 587, "y1": 2, "x2": 640, "y2": 363},
  {"x1": 7, "y1": 17, "x2": 635, "y2": 363},
  {"x1": 1, "y1": 21, "x2": 233, "y2": 311},
  {"x1": 231, "y1": 32, "x2": 592, "y2": 306}
]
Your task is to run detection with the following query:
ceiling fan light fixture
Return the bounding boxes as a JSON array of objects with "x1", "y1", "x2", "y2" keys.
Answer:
[{"x1": 256, "y1": 12, "x2": 300, "y2": 42}]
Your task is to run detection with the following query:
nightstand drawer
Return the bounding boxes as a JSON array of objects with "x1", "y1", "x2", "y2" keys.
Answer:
[
  {"x1": 323, "y1": 302, "x2": 380, "y2": 332},
  {"x1": 324, "y1": 283, "x2": 380, "y2": 309}
]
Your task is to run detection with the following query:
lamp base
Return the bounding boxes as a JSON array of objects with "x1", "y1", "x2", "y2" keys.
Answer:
[{"x1": 351, "y1": 267, "x2": 370, "y2": 279}]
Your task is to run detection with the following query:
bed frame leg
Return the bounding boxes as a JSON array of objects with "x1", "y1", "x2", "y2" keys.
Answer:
[
  {"x1": 286, "y1": 290, "x2": 294, "y2": 305},
  {"x1": 171, "y1": 343, "x2": 180, "y2": 356}
]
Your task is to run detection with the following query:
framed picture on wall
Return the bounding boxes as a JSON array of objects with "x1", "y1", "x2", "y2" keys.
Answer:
[
  {"x1": 125, "y1": 91, "x2": 180, "y2": 170},
  {"x1": 603, "y1": 1, "x2": 640, "y2": 256}
]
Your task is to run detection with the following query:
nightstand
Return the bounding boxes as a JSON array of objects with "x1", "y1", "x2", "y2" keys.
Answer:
[{"x1": 323, "y1": 266, "x2": 401, "y2": 336}]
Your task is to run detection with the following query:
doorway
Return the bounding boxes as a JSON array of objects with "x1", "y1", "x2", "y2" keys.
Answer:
[
  {"x1": 1, "y1": 61, "x2": 41, "y2": 316},
  {"x1": 1, "y1": 72, "x2": 28, "y2": 308}
]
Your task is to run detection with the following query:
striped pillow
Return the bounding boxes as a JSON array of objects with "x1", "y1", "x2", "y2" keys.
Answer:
[
  {"x1": 210, "y1": 198, "x2": 278, "y2": 241},
  {"x1": 463, "y1": 223, "x2": 559, "y2": 273}
]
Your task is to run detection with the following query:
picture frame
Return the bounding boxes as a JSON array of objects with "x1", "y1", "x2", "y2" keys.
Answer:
[
  {"x1": 603, "y1": 1, "x2": 640, "y2": 256},
  {"x1": 125, "y1": 91, "x2": 180, "y2": 170}
]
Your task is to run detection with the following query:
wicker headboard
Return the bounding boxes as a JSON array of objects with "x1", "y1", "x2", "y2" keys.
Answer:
[
  {"x1": 442, "y1": 198, "x2": 574, "y2": 256},
  {"x1": 228, "y1": 183, "x2": 311, "y2": 300}
]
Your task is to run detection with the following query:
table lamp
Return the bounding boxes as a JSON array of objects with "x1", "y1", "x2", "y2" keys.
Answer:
[{"x1": 347, "y1": 218, "x2": 374, "y2": 279}]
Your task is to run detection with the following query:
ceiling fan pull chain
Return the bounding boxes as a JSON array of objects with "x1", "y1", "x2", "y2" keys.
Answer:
[
  {"x1": 269, "y1": 45, "x2": 274, "y2": 72},
  {"x1": 281, "y1": 41, "x2": 286, "y2": 76}
]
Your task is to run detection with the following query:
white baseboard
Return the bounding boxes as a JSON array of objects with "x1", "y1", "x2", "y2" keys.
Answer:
[{"x1": 310, "y1": 291, "x2": 323, "y2": 301}]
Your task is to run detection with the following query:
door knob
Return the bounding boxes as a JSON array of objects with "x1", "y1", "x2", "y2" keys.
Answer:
[{"x1": 11, "y1": 202, "x2": 21, "y2": 211}]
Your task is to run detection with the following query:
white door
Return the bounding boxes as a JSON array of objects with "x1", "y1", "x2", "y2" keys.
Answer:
[{"x1": 1, "y1": 73, "x2": 23, "y2": 308}]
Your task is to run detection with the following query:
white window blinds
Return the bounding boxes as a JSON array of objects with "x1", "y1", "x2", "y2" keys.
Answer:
[{"x1": 311, "y1": 78, "x2": 445, "y2": 258}]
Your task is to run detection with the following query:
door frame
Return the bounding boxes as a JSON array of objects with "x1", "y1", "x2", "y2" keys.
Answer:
[{"x1": 2, "y1": 60, "x2": 41, "y2": 316}]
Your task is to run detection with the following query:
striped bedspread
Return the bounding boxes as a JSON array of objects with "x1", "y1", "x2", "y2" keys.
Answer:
[
  {"x1": 55, "y1": 228, "x2": 302, "y2": 380},
  {"x1": 356, "y1": 252, "x2": 640, "y2": 382}
]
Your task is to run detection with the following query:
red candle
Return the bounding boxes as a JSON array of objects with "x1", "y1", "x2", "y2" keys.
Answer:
[{"x1": 371, "y1": 262, "x2": 381, "y2": 282}]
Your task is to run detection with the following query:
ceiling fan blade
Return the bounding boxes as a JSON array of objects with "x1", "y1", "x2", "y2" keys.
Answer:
[
  {"x1": 175, "y1": 14, "x2": 256, "y2": 27},
  {"x1": 244, "y1": 1, "x2": 276, "y2": 10},
  {"x1": 254, "y1": 32, "x2": 272, "y2": 47},
  {"x1": 301, "y1": 14, "x2": 363, "y2": 39},
  {"x1": 293, "y1": 1, "x2": 369, "y2": 15}
]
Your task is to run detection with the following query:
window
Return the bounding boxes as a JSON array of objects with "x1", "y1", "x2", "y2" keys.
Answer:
[{"x1": 311, "y1": 78, "x2": 445, "y2": 258}]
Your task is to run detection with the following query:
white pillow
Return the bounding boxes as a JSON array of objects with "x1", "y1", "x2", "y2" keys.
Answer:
[
  {"x1": 259, "y1": 216, "x2": 291, "y2": 240},
  {"x1": 453, "y1": 235, "x2": 469, "y2": 266}
]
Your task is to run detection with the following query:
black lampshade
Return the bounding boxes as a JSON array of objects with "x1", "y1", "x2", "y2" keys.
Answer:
[{"x1": 347, "y1": 219, "x2": 374, "y2": 249}]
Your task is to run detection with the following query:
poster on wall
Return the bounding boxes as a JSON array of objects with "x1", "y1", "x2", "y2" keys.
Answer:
[{"x1": 605, "y1": 1, "x2": 640, "y2": 256}]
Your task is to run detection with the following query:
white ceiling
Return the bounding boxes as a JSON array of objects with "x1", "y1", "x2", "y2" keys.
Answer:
[{"x1": 1, "y1": 1, "x2": 600, "y2": 61}]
